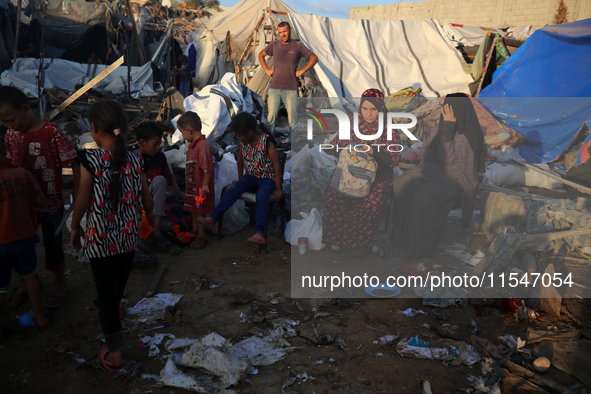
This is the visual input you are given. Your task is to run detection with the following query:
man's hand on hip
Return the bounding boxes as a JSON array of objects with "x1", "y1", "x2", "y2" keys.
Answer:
[{"x1": 265, "y1": 68, "x2": 274, "y2": 77}]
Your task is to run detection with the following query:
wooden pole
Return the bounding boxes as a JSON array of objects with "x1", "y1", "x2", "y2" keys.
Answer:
[
  {"x1": 46, "y1": 56, "x2": 124, "y2": 121},
  {"x1": 13, "y1": 0, "x2": 22, "y2": 64},
  {"x1": 126, "y1": 0, "x2": 145, "y2": 64}
]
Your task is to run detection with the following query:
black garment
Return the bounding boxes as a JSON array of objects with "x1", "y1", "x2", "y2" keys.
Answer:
[{"x1": 90, "y1": 251, "x2": 134, "y2": 352}]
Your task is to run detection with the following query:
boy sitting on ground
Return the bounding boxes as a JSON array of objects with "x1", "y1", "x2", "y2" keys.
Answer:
[{"x1": 135, "y1": 121, "x2": 184, "y2": 251}]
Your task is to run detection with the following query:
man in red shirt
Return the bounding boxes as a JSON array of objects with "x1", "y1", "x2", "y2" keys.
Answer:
[{"x1": 0, "y1": 86, "x2": 78, "y2": 309}]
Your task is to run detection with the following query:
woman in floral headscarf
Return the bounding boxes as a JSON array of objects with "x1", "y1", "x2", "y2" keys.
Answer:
[{"x1": 322, "y1": 89, "x2": 401, "y2": 255}]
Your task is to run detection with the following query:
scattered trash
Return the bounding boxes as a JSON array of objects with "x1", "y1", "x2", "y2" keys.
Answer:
[
  {"x1": 516, "y1": 304, "x2": 538, "y2": 320},
  {"x1": 498, "y1": 334, "x2": 526, "y2": 351},
  {"x1": 396, "y1": 336, "x2": 480, "y2": 366},
  {"x1": 126, "y1": 293, "x2": 183, "y2": 324},
  {"x1": 398, "y1": 308, "x2": 425, "y2": 317},
  {"x1": 374, "y1": 334, "x2": 400, "y2": 345},
  {"x1": 233, "y1": 328, "x2": 296, "y2": 366},
  {"x1": 159, "y1": 358, "x2": 209, "y2": 393},
  {"x1": 18, "y1": 310, "x2": 35, "y2": 327},
  {"x1": 439, "y1": 243, "x2": 485, "y2": 266},
  {"x1": 152, "y1": 329, "x2": 295, "y2": 390}
]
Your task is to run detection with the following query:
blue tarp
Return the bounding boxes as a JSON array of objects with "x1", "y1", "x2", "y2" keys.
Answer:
[{"x1": 478, "y1": 18, "x2": 591, "y2": 163}]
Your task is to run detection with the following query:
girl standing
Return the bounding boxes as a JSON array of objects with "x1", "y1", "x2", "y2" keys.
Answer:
[
  {"x1": 70, "y1": 100, "x2": 153, "y2": 371},
  {"x1": 201, "y1": 112, "x2": 282, "y2": 245}
]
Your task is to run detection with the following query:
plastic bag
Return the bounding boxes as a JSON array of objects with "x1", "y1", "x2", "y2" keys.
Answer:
[
  {"x1": 215, "y1": 153, "x2": 249, "y2": 235},
  {"x1": 285, "y1": 208, "x2": 325, "y2": 251}
]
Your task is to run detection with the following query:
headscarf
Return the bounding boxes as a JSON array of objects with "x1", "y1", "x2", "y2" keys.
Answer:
[
  {"x1": 356, "y1": 88, "x2": 386, "y2": 135},
  {"x1": 441, "y1": 93, "x2": 485, "y2": 174},
  {"x1": 183, "y1": 34, "x2": 194, "y2": 57}
]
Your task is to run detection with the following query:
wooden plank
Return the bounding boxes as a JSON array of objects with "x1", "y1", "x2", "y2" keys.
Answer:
[
  {"x1": 503, "y1": 359, "x2": 578, "y2": 394},
  {"x1": 237, "y1": 15, "x2": 265, "y2": 68},
  {"x1": 46, "y1": 56, "x2": 124, "y2": 121},
  {"x1": 510, "y1": 158, "x2": 591, "y2": 195}
]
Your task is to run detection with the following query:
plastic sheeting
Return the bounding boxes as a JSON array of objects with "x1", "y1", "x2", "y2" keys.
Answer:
[
  {"x1": 478, "y1": 97, "x2": 591, "y2": 163},
  {"x1": 176, "y1": 72, "x2": 255, "y2": 144},
  {"x1": 478, "y1": 19, "x2": 591, "y2": 163},
  {"x1": 0, "y1": 57, "x2": 157, "y2": 98},
  {"x1": 480, "y1": 18, "x2": 591, "y2": 98},
  {"x1": 288, "y1": 15, "x2": 473, "y2": 98}
]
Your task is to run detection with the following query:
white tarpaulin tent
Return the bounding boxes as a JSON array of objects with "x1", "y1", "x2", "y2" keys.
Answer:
[
  {"x1": 0, "y1": 58, "x2": 156, "y2": 98},
  {"x1": 289, "y1": 15, "x2": 474, "y2": 98},
  {"x1": 193, "y1": 0, "x2": 295, "y2": 86},
  {"x1": 441, "y1": 23, "x2": 488, "y2": 46}
]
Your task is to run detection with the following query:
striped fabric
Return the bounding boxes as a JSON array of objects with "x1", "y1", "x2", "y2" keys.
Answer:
[{"x1": 79, "y1": 149, "x2": 144, "y2": 258}]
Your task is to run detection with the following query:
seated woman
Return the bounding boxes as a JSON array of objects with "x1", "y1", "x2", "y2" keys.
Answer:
[
  {"x1": 392, "y1": 93, "x2": 484, "y2": 260},
  {"x1": 322, "y1": 89, "x2": 401, "y2": 255}
]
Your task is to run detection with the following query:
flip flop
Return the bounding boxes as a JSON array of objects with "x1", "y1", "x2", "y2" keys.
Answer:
[
  {"x1": 98, "y1": 348, "x2": 122, "y2": 372},
  {"x1": 246, "y1": 233, "x2": 266, "y2": 245},
  {"x1": 189, "y1": 235, "x2": 208, "y2": 250},
  {"x1": 46, "y1": 289, "x2": 71, "y2": 310}
]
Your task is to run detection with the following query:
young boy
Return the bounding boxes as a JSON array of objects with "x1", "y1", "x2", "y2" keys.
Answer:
[
  {"x1": 176, "y1": 55, "x2": 191, "y2": 96},
  {"x1": 0, "y1": 86, "x2": 78, "y2": 309},
  {"x1": 0, "y1": 129, "x2": 50, "y2": 337},
  {"x1": 135, "y1": 121, "x2": 184, "y2": 251},
  {"x1": 176, "y1": 111, "x2": 214, "y2": 249}
]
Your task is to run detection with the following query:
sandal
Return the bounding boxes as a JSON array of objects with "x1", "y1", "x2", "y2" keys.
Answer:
[
  {"x1": 46, "y1": 289, "x2": 71, "y2": 310},
  {"x1": 247, "y1": 233, "x2": 266, "y2": 245},
  {"x1": 8, "y1": 286, "x2": 28, "y2": 308},
  {"x1": 190, "y1": 235, "x2": 208, "y2": 250},
  {"x1": 98, "y1": 348, "x2": 122, "y2": 372}
]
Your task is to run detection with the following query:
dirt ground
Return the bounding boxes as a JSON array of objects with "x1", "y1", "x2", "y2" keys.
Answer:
[{"x1": 1, "y1": 204, "x2": 590, "y2": 393}]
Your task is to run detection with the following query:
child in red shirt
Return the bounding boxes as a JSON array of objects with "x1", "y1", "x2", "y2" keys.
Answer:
[
  {"x1": 177, "y1": 111, "x2": 214, "y2": 250},
  {"x1": 0, "y1": 86, "x2": 78, "y2": 309},
  {"x1": 0, "y1": 130, "x2": 49, "y2": 337}
]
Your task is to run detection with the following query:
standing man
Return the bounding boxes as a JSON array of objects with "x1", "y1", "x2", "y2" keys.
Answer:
[{"x1": 258, "y1": 22, "x2": 318, "y2": 142}]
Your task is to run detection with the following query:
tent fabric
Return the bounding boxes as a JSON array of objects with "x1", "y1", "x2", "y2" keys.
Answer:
[
  {"x1": 29, "y1": 0, "x2": 117, "y2": 28},
  {"x1": 478, "y1": 97, "x2": 591, "y2": 163},
  {"x1": 0, "y1": 57, "x2": 156, "y2": 98},
  {"x1": 480, "y1": 18, "x2": 591, "y2": 98},
  {"x1": 172, "y1": 72, "x2": 255, "y2": 145},
  {"x1": 478, "y1": 18, "x2": 591, "y2": 163},
  {"x1": 442, "y1": 23, "x2": 487, "y2": 46},
  {"x1": 288, "y1": 15, "x2": 473, "y2": 98}
]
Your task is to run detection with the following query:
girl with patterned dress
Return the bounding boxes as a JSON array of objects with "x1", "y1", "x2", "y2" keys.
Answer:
[
  {"x1": 200, "y1": 112, "x2": 282, "y2": 245},
  {"x1": 322, "y1": 88, "x2": 401, "y2": 255},
  {"x1": 70, "y1": 100, "x2": 153, "y2": 372}
]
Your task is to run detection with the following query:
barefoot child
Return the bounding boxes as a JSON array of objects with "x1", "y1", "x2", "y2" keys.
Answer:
[
  {"x1": 176, "y1": 111, "x2": 214, "y2": 249},
  {"x1": 70, "y1": 100, "x2": 153, "y2": 371},
  {"x1": 0, "y1": 86, "x2": 79, "y2": 310},
  {"x1": 135, "y1": 121, "x2": 184, "y2": 251},
  {"x1": 200, "y1": 112, "x2": 282, "y2": 245},
  {"x1": 0, "y1": 130, "x2": 49, "y2": 337}
]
